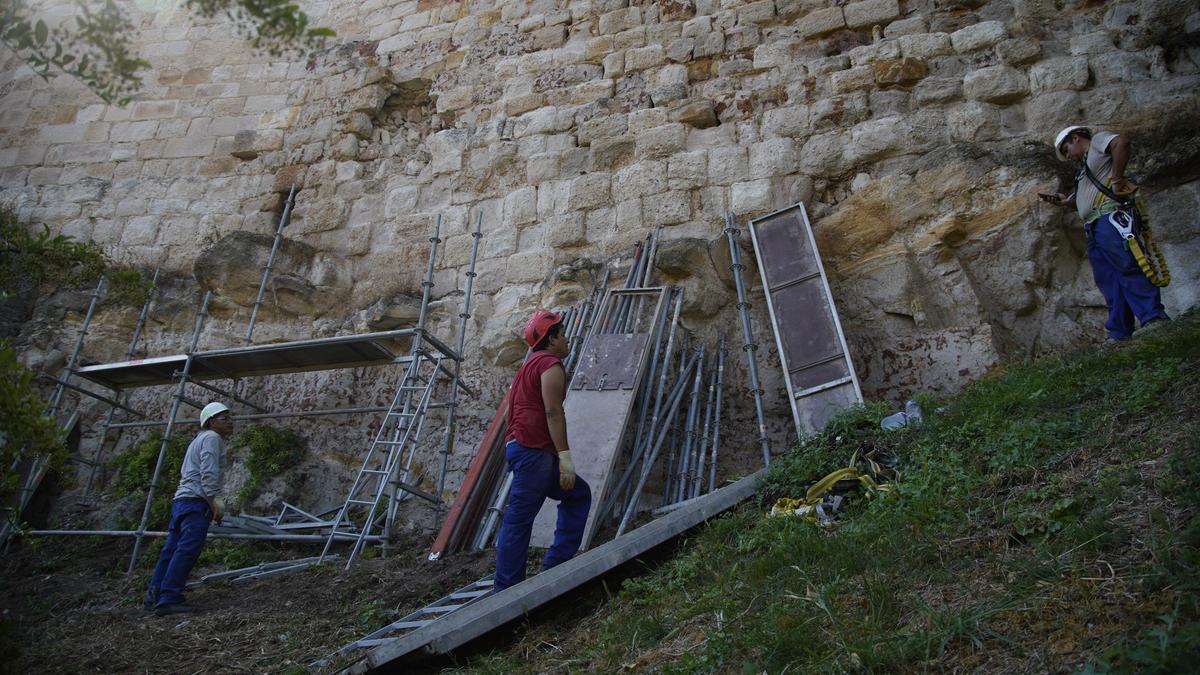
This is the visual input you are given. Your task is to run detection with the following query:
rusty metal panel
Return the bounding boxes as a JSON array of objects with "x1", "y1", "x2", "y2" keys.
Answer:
[
  {"x1": 529, "y1": 288, "x2": 665, "y2": 550},
  {"x1": 749, "y1": 203, "x2": 862, "y2": 438}
]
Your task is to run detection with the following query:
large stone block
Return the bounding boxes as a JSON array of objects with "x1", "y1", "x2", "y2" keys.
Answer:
[
  {"x1": 1024, "y1": 90, "x2": 1083, "y2": 137},
  {"x1": 591, "y1": 135, "x2": 635, "y2": 170},
  {"x1": 915, "y1": 77, "x2": 962, "y2": 104},
  {"x1": 749, "y1": 137, "x2": 798, "y2": 179},
  {"x1": 546, "y1": 211, "x2": 586, "y2": 248},
  {"x1": 162, "y1": 135, "x2": 216, "y2": 158},
  {"x1": 643, "y1": 190, "x2": 691, "y2": 225},
  {"x1": 898, "y1": 32, "x2": 953, "y2": 59},
  {"x1": 427, "y1": 128, "x2": 468, "y2": 174},
  {"x1": 846, "y1": 115, "x2": 910, "y2": 163},
  {"x1": 963, "y1": 66, "x2": 1029, "y2": 103},
  {"x1": 798, "y1": 7, "x2": 846, "y2": 38},
  {"x1": 844, "y1": 0, "x2": 900, "y2": 30},
  {"x1": 599, "y1": 6, "x2": 641, "y2": 35},
  {"x1": 831, "y1": 65, "x2": 876, "y2": 93},
  {"x1": 947, "y1": 101, "x2": 1001, "y2": 141},
  {"x1": 1070, "y1": 31, "x2": 1114, "y2": 56},
  {"x1": 997, "y1": 37, "x2": 1041, "y2": 65},
  {"x1": 668, "y1": 150, "x2": 707, "y2": 190},
  {"x1": 874, "y1": 58, "x2": 928, "y2": 85},
  {"x1": 848, "y1": 40, "x2": 901, "y2": 66},
  {"x1": 1090, "y1": 51, "x2": 1152, "y2": 82},
  {"x1": 568, "y1": 173, "x2": 611, "y2": 210},
  {"x1": 635, "y1": 123, "x2": 688, "y2": 159},
  {"x1": 950, "y1": 20, "x2": 1007, "y2": 53},
  {"x1": 669, "y1": 99, "x2": 718, "y2": 129},
  {"x1": 626, "y1": 45, "x2": 666, "y2": 71},
  {"x1": 613, "y1": 161, "x2": 667, "y2": 200},
  {"x1": 799, "y1": 131, "x2": 846, "y2": 176},
  {"x1": 1029, "y1": 57, "x2": 1090, "y2": 94},
  {"x1": 503, "y1": 185, "x2": 538, "y2": 227},
  {"x1": 730, "y1": 179, "x2": 772, "y2": 214},
  {"x1": 707, "y1": 145, "x2": 748, "y2": 185},
  {"x1": 506, "y1": 248, "x2": 553, "y2": 283},
  {"x1": 763, "y1": 105, "x2": 810, "y2": 138}
]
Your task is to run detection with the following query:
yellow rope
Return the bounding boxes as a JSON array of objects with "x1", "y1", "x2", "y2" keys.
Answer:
[{"x1": 1092, "y1": 179, "x2": 1171, "y2": 288}]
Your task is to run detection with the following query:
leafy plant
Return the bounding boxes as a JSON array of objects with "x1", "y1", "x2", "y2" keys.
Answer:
[
  {"x1": 0, "y1": 0, "x2": 334, "y2": 105},
  {"x1": 110, "y1": 431, "x2": 189, "y2": 527},
  {"x1": 0, "y1": 206, "x2": 107, "y2": 297},
  {"x1": 104, "y1": 266, "x2": 153, "y2": 308},
  {"x1": 234, "y1": 424, "x2": 305, "y2": 505},
  {"x1": 0, "y1": 340, "x2": 64, "y2": 507}
]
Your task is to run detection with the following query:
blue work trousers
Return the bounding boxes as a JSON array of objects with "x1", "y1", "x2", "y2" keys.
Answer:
[
  {"x1": 1086, "y1": 213, "x2": 1167, "y2": 340},
  {"x1": 147, "y1": 497, "x2": 212, "y2": 607},
  {"x1": 494, "y1": 440, "x2": 591, "y2": 592}
]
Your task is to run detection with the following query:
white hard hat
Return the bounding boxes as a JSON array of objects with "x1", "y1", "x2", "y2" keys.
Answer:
[
  {"x1": 200, "y1": 402, "x2": 230, "y2": 428},
  {"x1": 1053, "y1": 126, "x2": 1090, "y2": 161}
]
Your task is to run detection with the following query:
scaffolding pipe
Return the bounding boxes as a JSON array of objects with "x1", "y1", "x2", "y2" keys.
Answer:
[
  {"x1": 245, "y1": 184, "x2": 297, "y2": 345},
  {"x1": 693, "y1": 352, "x2": 718, "y2": 499},
  {"x1": 472, "y1": 470, "x2": 512, "y2": 550},
  {"x1": 37, "y1": 373, "x2": 145, "y2": 417},
  {"x1": 674, "y1": 346, "x2": 705, "y2": 504},
  {"x1": 87, "y1": 268, "x2": 159, "y2": 492},
  {"x1": 436, "y1": 212, "x2": 483, "y2": 499},
  {"x1": 174, "y1": 372, "x2": 269, "y2": 413},
  {"x1": 29, "y1": 529, "x2": 383, "y2": 543},
  {"x1": 724, "y1": 212, "x2": 772, "y2": 468},
  {"x1": 47, "y1": 276, "x2": 104, "y2": 415},
  {"x1": 127, "y1": 291, "x2": 211, "y2": 573},
  {"x1": 616, "y1": 350, "x2": 700, "y2": 537},
  {"x1": 708, "y1": 337, "x2": 726, "y2": 494}
]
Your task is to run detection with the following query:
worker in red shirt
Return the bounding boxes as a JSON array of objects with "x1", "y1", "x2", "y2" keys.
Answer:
[{"x1": 493, "y1": 310, "x2": 592, "y2": 592}]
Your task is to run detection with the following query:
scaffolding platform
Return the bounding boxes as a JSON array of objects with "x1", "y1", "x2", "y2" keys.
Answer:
[
  {"x1": 74, "y1": 329, "x2": 459, "y2": 390},
  {"x1": 340, "y1": 469, "x2": 764, "y2": 673}
]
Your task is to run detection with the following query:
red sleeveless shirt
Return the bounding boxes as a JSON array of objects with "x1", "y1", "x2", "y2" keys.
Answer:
[{"x1": 506, "y1": 350, "x2": 565, "y2": 453}]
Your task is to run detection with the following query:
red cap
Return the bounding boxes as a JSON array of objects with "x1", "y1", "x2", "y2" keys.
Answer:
[{"x1": 523, "y1": 310, "x2": 563, "y2": 348}]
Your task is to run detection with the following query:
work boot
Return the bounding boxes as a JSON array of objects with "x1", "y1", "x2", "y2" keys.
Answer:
[
  {"x1": 1137, "y1": 316, "x2": 1171, "y2": 336},
  {"x1": 143, "y1": 588, "x2": 158, "y2": 611},
  {"x1": 154, "y1": 602, "x2": 194, "y2": 616}
]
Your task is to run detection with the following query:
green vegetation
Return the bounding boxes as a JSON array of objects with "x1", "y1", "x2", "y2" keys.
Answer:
[
  {"x1": 0, "y1": 0, "x2": 333, "y2": 105},
  {"x1": 234, "y1": 424, "x2": 305, "y2": 505},
  {"x1": 0, "y1": 207, "x2": 106, "y2": 298},
  {"x1": 110, "y1": 432, "x2": 189, "y2": 527},
  {"x1": 0, "y1": 341, "x2": 65, "y2": 506},
  {"x1": 470, "y1": 313, "x2": 1200, "y2": 673},
  {"x1": 103, "y1": 266, "x2": 153, "y2": 308}
]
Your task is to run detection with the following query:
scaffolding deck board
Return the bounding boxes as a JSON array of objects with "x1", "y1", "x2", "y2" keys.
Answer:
[
  {"x1": 344, "y1": 469, "x2": 765, "y2": 673},
  {"x1": 74, "y1": 329, "x2": 428, "y2": 390}
]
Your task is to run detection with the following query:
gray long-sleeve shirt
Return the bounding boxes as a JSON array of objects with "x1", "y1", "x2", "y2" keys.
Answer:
[{"x1": 174, "y1": 429, "x2": 224, "y2": 500}]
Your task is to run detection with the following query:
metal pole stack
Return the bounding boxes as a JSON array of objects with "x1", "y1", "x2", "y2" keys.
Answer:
[{"x1": 723, "y1": 211, "x2": 772, "y2": 468}]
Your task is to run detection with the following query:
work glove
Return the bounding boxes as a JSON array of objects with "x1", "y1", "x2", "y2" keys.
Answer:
[
  {"x1": 558, "y1": 451, "x2": 576, "y2": 491},
  {"x1": 1112, "y1": 178, "x2": 1138, "y2": 199}
]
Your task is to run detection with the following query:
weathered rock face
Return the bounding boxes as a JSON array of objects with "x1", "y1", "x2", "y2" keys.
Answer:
[{"x1": 2, "y1": 0, "x2": 1199, "y2": 528}]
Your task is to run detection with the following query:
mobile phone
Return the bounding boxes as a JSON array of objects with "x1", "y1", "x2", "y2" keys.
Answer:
[{"x1": 1037, "y1": 193, "x2": 1058, "y2": 202}]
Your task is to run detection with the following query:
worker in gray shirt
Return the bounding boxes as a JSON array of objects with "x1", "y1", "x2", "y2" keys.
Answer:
[{"x1": 144, "y1": 401, "x2": 233, "y2": 615}]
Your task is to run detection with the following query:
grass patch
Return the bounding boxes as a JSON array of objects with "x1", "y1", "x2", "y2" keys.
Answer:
[
  {"x1": 469, "y1": 312, "x2": 1200, "y2": 673},
  {"x1": 234, "y1": 424, "x2": 306, "y2": 506},
  {"x1": 110, "y1": 432, "x2": 189, "y2": 527}
]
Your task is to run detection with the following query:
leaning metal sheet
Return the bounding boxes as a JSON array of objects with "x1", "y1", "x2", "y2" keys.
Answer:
[
  {"x1": 74, "y1": 330, "x2": 413, "y2": 390},
  {"x1": 529, "y1": 288, "x2": 665, "y2": 551},
  {"x1": 749, "y1": 203, "x2": 862, "y2": 438}
]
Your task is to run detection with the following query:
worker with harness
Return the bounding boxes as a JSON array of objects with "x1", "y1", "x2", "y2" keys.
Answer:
[
  {"x1": 493, "y1": 311, "x2": 592, "y2": 593},
  {"x1": 1039, "y1": 126, "x2": 1170, "y2": 341}
]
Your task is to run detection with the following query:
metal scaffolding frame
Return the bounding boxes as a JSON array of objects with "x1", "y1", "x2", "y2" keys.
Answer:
[{"x1": 15, "y1": 201, "x2": 484, "y2": 573}]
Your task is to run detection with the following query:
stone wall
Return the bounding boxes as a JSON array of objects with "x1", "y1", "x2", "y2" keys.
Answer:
[{"x1": 2, "y1": 0, "x2": 1199, "y2": 527}]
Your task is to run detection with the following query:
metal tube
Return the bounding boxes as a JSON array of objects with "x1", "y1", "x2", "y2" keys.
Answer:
[
  {"x1": 86, "y1": 268, "x2": 159, "y2": 493},
  {"x1": 612, "y1": 242, "x2": 643, "y2": 333},
  {"x1": 47, "y1": 276, "x2": 105, "y2": 415},
  {"x1": 616, "y1": 351, "x2": 700, "y2": 536},
  {"x1": 675, "y1": 346, "x2": 705, "y2": 504},
  {"x1": 437, "y1": 212, "x2": 483, "y2": 499},
  {"x1": 724, "y1": 211, "x2": 772, "y2": 468},
  {"x1": 245, "y1": 184, "x2": 297, "y2": 345},
  {"x1": 694, "y1": 353, "x2": 718, "y2": 499},
  {"x1": 174, "y1": 372, "x2": 269, "y2": 412},
  {"x1": 709, "y1": 337, "x2": 726, "y2": 493},
  {"x1": 36, "y1": 373, "x2": 145, "y2": 417},
  {"x1": 30, "y1": 529, "x2": 383, "y2": 543},
  {"x1": 472, "y1": 470, "x2": 512, "y2": 550},
  {"x1": 128, "y1": 291, "x2": 211, "y2": 573}
]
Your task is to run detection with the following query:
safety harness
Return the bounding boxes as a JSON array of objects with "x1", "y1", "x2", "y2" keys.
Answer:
[
  {"x1": 1080, "y1": 163, "x2": 1171, "y2": 288},
  {"x1": 769, "y1": 449, "x2": 897, "y2": 526}
]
